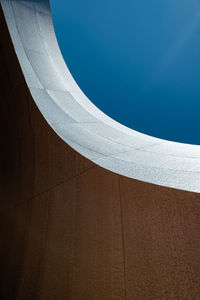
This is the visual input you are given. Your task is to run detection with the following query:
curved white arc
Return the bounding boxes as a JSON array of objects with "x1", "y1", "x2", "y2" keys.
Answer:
[{"x1": 1, "y1": 0, "x2": 200, "y2": 192}]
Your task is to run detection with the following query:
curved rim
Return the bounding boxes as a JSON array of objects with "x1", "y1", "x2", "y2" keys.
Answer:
[{"x1": 1, "y1": 0, "x2": 200, "y2": 193}]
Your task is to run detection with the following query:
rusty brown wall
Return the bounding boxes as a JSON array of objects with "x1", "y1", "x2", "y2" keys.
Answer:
[{"x1": 1, "y1": 6, "x2": 200, "y2": 300}]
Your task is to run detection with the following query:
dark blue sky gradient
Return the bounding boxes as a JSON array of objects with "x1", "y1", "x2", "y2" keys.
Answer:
[{"x1": 50, "y1": 0, "x2": 200, "y2": 144}]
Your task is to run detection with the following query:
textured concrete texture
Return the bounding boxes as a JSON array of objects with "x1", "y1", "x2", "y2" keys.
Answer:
[{"x1": 1, "y1": 1, "x2": 200, "y2": 300}]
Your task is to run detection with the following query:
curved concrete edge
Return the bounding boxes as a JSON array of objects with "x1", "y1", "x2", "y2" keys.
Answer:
[{"x1": 1, "y1": 0, "x2": 200, "y2": 193}]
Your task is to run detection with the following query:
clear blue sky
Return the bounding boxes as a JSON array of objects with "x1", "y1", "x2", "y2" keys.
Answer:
[{"x1": 50, "y1": 0, "x2": 200, "y2": 144}]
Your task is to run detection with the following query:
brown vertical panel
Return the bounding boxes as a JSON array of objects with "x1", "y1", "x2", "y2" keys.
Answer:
[
  {"x1": 36, "y1": 179, "x2": 77, "y2": 300},
  {"x1": 70, "y1": 167, "x2": 125, "y2": 300},
  {"x1": 119, "y1": 176, "x2": 200, "y2": 300},
  {"x1": 36, "y1": 168, "x2": 125, "y2": 300},
  {"x1": 16, "y1": 192, "x2": 49, "y2": 300}
]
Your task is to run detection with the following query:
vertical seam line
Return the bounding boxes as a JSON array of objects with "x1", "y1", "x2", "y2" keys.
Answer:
[{"x1": 118, "y1": 175, "x2": 127, "y2": 300}]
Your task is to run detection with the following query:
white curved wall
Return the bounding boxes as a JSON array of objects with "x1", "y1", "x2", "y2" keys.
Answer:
[{"x1": 1, "y1": 0, "x2": 200, "y2": 192}]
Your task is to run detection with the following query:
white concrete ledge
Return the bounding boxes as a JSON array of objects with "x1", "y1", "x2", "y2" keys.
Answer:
[{"x1": 1, "y1": 0, "x2": 200, "y2": 192}]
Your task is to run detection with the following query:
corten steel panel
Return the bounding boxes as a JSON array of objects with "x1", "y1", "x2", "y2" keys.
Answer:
[{"x1": 1, "y1": 1, "x2": 200, "y2": 300}]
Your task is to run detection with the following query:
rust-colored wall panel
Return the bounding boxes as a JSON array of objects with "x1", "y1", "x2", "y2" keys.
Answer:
[
  {"x1": 119, "y1": 177, "x2": 200, "y2": 299},
  {"x1": 70, "y1": 168, "x2": 125, "y2": 300},
  {"x1": 16, "y1": 193, "x2": 49, "y2": 300},
  {"x1": 35, "y1": 169, "x2": 126, "y2": 300}
]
